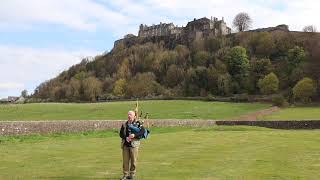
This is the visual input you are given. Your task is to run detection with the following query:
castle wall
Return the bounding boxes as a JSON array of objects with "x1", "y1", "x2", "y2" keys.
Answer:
[{"x1": 137, "y1": 17, "x2": 231, "y2": 39}]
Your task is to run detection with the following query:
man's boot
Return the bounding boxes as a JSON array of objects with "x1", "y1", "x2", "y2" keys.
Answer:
[{"x1": 120, "y1": 175, "x2": 128, "y2": 180}]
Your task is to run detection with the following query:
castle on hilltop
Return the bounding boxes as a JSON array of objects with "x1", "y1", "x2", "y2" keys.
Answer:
[
  {"x1": 137, "y1": 16, "x2": 231, "y2": 39},
  {"x1": 114, "y1": 16, "x2": 232, "y2": 48},
  {"x1": 114, "y1": 16, "x2": 293, "y2": 49}
]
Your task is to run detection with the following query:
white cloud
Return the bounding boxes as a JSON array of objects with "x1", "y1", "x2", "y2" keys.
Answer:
[
  {"x1": 0, "y1": 45, "x2": 99, "y2": 98},
  {"x1": 139, "y1": 0, "x2": 320, "y2": 31},
  {"x1": 1, "y1": 0, "x2": 319, "y2": 35},
  {"x1": 0, "y1": 83, "x2": 24, "y2": 90},
  {"x1": 0, "y1": 0, "x2": 128, "y2": 31}
]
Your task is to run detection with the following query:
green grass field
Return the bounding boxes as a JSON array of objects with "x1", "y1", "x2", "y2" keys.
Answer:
[
  {"x1": 0, "y1": 126, "x2": 319, "y2": 179},
  {"x1": 262, "y1": 106, "x2": 320, "y2": 120},
  {"x1": 0, "y1": 100, "x2": 270, "y2": 121}
]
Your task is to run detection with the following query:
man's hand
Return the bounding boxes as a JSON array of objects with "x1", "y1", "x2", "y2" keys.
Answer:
[
  {"x1": 126, "y1": 137, "x2": 132, "y2": 142},
  {"x1": 129, "y1": 134, "x2": 135, "y2": 139}
]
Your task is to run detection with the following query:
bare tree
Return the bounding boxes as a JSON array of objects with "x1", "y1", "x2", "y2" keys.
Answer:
[
  {"x1": 303, "y1": 25, "x2": 317, "y2": 32},
  {"x1": 233, "y1": 12, "x2": 252, "y2": 32}
]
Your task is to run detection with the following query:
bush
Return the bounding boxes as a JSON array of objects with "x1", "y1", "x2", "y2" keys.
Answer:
[
  {"x1": 271, "y1": 94, "x2": 288, "y2": 107},
  {"x1": 232, "y1": 93, "x2": 249, "y2": 102},
  {"x1": 293, "y1": 77, "x2": 317, "y2": 103},
  {"x1": 258, "y1": 72, "x2": 279, "y2": 95}
]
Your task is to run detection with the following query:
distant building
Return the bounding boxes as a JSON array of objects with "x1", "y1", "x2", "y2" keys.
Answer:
[
  {"x1": 138, "y1": 22, "x2": 183, "y2": 37},
  {"x1": 114, "y1": 16, "x2": 232, "y2": 48},
  {"x1": 8, "y1": 96, "x2": 19, "y2": 102},
  {"x1": 0, "y1": 96, "x2": 20, "y2": 103},
  {"x1": 137, "y1": 16, "x2": 231, "y2": 39}
]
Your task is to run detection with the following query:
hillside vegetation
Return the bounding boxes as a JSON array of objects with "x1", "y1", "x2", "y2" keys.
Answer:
[{"x1": 33, "y1": 31, "x2": 320, "y2": 104}]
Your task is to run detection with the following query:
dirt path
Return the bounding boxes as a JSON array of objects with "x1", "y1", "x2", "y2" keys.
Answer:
[{"x1": 234, "y1": 106, "x2": 280, "y2": 120}]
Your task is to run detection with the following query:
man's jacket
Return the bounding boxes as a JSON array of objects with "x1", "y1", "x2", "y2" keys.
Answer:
[{"x1": 119, "y1": 120, "x2": 145, "y2": 148}]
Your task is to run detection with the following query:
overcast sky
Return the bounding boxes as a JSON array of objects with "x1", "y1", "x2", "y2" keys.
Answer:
[{"x1": 0, "y1": 0, "x2": 319, "y2": 98}]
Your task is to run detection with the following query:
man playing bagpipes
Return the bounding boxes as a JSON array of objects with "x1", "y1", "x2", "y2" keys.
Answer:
[{"x1": 119, "y1": 100, "x2": 150, "y2": 180}]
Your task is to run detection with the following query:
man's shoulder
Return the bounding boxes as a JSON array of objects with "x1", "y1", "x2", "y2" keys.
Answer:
[{"x1": 121, "y1": 121, "x2": 128, "y2": 127}]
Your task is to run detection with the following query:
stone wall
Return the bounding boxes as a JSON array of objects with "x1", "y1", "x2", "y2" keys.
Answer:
[{"x1": 1, "y1": 120, "x2": 320, "y2": 136}]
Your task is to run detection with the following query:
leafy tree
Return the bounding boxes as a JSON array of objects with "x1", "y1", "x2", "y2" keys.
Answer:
[
  {"x1": 207, "y1": 66, "x2": 219, "y2": 94},
  {"x1": 250, "y1": 58, "x2": 272, "y2": 91},
  {"x1": 82, "y1": 77, "x2": 103, "y2": 101},
  {"x1": 113, "y1": 78, "x2": 127, "y2": 97},
  {"x1": 217, "y1": 73, "x2": 232, "y2": 96},
  {"x1": 102, "y1": 76, "x2": 115, "y2": 93},
  {"x1": 273, "y1": 31, "x2": 295, "y2": 56},
  {"x1": 193, "y1": 50, "x2": 210, "y2": 67},
  {"x1": 226, "y1": 46, "x2": 250, "y2": 82},
  {"x1": 117, "y1": 58, "x2": 132, "y2": 79},
  {"x1": 165, "y1": 64, "x2": 185, "y2": 88},
  {"x1": 248, "y1": 32, "x2": 275, "y2": 57},
  {"x1": 205, "y1": 37, "x2": 221, "y2": 53},
  {"x1": 258, "y1": 72, "x2": 279, "y2": 95},
  {"x1": 191, "y1": 38, "x2": 205, "y2": 52},
  {"x1": 158, "y1": 51, "x2": 178, "y2": 77},
  {"x1": 293, "y1": 77, "x2": 317, "y2": 103},
  {"x1": 126, "y1": 72, "x2": 162, "y2": 97},
  {"x1": 66, "y1": 78, "x2": 81, "y2": 101},
  {"x1": 288, "y1": 46, "x2": 306, "y2": 68},
  {"x1": 175, "y1": 45, "x2": 190, "y2": 66}
]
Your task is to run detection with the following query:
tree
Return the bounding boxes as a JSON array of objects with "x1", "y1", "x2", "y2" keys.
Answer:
[
  {"x1": 287, "y1": 46, "x2": 306, "y2": 73},
  {"x1": 126, "y1": 72, "x2": 163, "y2": 97},
  {"x1": 258, "y1": 72, "x2": 279, "y2": 95},
  {"x1": 193, "y1": 50, "x2": 210, "y2": 66},
  {"x1": 175, "y1": 45, "x2": 190, "y2": 66},
  {"x1": 273, "y1": 31, "x2": 295, "y2": 56},
  {"x1": 293, "y1": 77, "x2": 317, "y2": 103},
  {"x1": 217, "y1": 73, "x2": 232, "y2": 96},
  {"x1": 250, "y1": 58, "x2": 272, "y2": 91},
  {"x1": 207, "y1": 66, "x2": 219, "y2": 94},
  {"x1": 303, "y1": 25, "x2": 317, "y2": 32},
  {"x1": 205, "y1": 37, "x2": 221, "y2": 53},
  {"x1": 66, "y1": 78, "x2": 81, "y2": 101},
  {"x1": 113, "y1": 78, "x2": 127, "y2": 97},
  {"x1": 21, "y1": 90, "x2": 28, "y2": 98},
  {"x1": 82, "y1": 77, "x2": 103, "y2": 101},
  {"x1": 248, "y1": 32, "x2": 275, "y2": 57},
  {"x1": 233, "y1": 12, "x2": 252, "y2": 32},
  {"x1": 117, "y1": 58, "x2": 132, "y2": 79},
  {"x1": 226, "y1": 46, "x2": 250, "y2": 81},
  {"x1": 165, "y1": 64, "x2": 185, "y2": 88}
]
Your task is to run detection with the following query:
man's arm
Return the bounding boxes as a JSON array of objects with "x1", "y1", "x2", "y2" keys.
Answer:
[{"x1": 119, "y1": 124, "x2": 126, "y2": 139}]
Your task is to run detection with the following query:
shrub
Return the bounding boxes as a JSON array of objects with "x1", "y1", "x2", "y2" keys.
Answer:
[
  {"x1": 293, "y1": 77, "x2": 317, "y2": 103},
  {"x1": 258, "y1": 72, "x2": 279, "y2": 95},
  {"x1": 271, "y1": 94, "x2": 288, "y2": 107}
]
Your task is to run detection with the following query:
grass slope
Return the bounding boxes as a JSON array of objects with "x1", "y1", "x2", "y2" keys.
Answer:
[
  {"x1": 262, "y1": 106, "x2": 320, "y2": 120},
  {"x1": 0, "y1": 100, "x2": 270, "y2": 121},
  {"x1": 1, "y1": 126, "x2": 319, "y2": 179}
]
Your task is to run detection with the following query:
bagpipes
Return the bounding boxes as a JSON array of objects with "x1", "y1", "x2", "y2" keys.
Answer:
[{"x1": 128, "y1": 99, "x2": 150, "y2": 139}]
